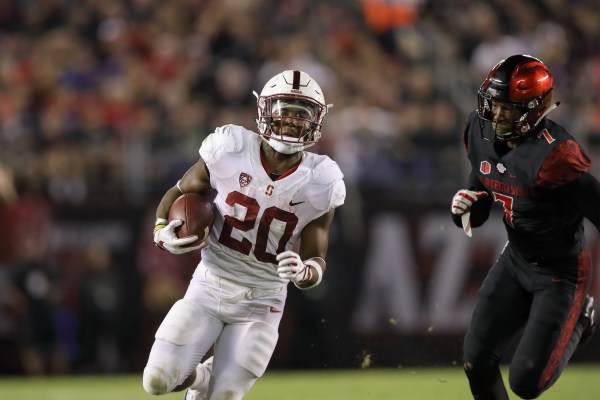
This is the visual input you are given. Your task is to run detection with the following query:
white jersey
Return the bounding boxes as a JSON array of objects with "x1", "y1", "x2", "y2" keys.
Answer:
[{"x1": 198, "y1": 125, "x2": 346, "y2": 289}]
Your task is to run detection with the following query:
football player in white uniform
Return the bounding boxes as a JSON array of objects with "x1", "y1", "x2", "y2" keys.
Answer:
[{"x1": 143, "y1": 70, "x2": 346, "y2": 400}]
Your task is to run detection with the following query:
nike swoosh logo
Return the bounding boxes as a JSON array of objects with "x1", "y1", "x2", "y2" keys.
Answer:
[
  {"x1": 269, "y1": 307, "x2": 281, "y2": 313},
  {"x1": 289, "y1": 200, "x2": 305, "y2": 206}
]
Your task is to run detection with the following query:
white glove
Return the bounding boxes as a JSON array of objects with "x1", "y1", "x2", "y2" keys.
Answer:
[
  {"x1": 451, "y1": 189, "x2": 488, "y2": 237},
  {"x1": 154, "y1": 219, "x2": 205, "y2": 254},
  {"x1": 276, "y1": 250, "x2": 310, "y2": 284},
  {"x1": 451, "y1": 189, "x2": 488, "y2": 215}
]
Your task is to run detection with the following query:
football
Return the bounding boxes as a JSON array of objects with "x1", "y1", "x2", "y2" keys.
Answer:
[{"x1": 168, "y1": 193, "x2": 214, "y2": 245}]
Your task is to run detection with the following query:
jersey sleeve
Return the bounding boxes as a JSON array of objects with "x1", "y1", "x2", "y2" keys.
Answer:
[
  {"x1": 535, "y1": 140, "x2": 591, "y2": 189},
  {"x1": 306, "y1": 156, "x2": 346, "y2": 211},
  {"x1": 558, "y1": 172, "x2": 600, "y2": 233}
]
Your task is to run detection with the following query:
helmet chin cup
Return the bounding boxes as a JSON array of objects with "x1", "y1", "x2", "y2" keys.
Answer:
[{"x1": 267, "y1": 137, "x2": 304, "y2": 154}]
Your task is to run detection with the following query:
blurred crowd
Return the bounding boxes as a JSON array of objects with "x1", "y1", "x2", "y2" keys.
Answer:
[{"x1": 0, "y1": 0, "x2": 599, "y2": 375}]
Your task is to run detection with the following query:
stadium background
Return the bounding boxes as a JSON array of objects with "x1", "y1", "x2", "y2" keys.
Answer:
[{"x1": 0, "y1": 0, "x2": 599, "y2": 377}]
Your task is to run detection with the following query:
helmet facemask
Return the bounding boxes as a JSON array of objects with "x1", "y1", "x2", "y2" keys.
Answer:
[
  {"x1": 254, "y1": 70, "x2": 330, "y2": 154},
  {"x1": 477, "y1": 88, "x2": 554, "y2": 142},
  {"x1": 257, "y1": 94, "x2": 326, "y2": 154}
]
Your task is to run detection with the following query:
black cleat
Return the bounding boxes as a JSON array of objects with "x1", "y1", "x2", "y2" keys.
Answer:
[{"x1": 578, "y1": 295, "x2": 595, "y2": 347}]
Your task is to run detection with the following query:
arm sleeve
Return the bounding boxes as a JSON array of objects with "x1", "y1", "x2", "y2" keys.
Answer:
[
  {"x1": 451, "y1": 170, "x2": 493, "y2": 228},
  {"x1": 557, "y1": 172, "x2": 600, "y2": 232}
]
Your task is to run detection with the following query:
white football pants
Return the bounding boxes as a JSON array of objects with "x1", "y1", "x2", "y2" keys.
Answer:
[{"x1": 143, "y1": 263, "x2": 287, "y2": 399}]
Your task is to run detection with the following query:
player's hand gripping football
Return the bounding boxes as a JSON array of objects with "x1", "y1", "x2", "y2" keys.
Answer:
[
  {"x1": 276, "y1": 251, "x2": 311, "y2": 284},
  {"x1": 451, "y1": 189, "x2": 488, "y2": 216},
  {"x1": 451, "y1": 189, "x2": 488, "y2": 237},
  {"x1": 154, "y1": 219, "x2": 206, "y2": 254}
]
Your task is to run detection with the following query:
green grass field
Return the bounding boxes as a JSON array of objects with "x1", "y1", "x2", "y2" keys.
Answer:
[{"x1": 2, "y1": 365, "x2": 599, "y2": 400}]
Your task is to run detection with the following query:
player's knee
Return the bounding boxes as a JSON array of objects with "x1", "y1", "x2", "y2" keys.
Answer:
[
  {"x1": 464, "y1": 362, "x2": 473, "y2": 374},
  {"x1": 463, "y1": 361, "x2": 490, "y2": 381},
  {"x1": 509, "y1": 360, "x2": 543, "y2": 399},
  {"x1": 143, "y1": 345, "x2": 186, "y2": 395},
  {"x1": 509, "y1": 383, "x2": 542, "y2": 399},
  {"x1": 143, "y1": 365, "x2": 172, "y2": 395},
  {"x1": 463, "y1": 361, "x2": 503, "y2": 393}
]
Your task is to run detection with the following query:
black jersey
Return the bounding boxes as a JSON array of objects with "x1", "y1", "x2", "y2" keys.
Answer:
[{"x1": 461, "y1": 111, "x2": 591, "y2": 263}]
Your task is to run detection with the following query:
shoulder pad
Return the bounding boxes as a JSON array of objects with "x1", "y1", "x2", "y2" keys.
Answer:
[
  {"x1": 199, "y1": 125, "x2": 252, "y2": 169},
  {"x1": 536, "y1": 139, "x2": 590, "y2": 188},
  {"x1": 311, "y1": 154, "x2": 344, "y2": 184},
  {"x1": 305, "y1": 154, "x2": 346, "y2": 211}
]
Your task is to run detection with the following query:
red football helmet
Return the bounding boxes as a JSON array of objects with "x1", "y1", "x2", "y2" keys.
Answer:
[{"x1": 477, "y1": 55, "x2": 557, "y2": 141}]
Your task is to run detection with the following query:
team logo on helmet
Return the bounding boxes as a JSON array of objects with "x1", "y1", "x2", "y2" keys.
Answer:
[
  {"x1": 483, "y1": 98, "x2": 491, "y2": 112},
  {"x1": 239, "y1": 172, "x2": 252, "y2": 188}
]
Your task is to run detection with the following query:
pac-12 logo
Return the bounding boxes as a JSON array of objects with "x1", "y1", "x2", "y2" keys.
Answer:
[
  {"x1": 239, "y1": 172, "x2": 252, "y2": 188},
  {"x1": 480, "y1": 161, "x2": 491, "y2": 175}
]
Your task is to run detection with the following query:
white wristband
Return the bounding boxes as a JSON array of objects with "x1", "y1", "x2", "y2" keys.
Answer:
[{"x1": 295, "y1": 259, "x2": 324, "y2": 290}]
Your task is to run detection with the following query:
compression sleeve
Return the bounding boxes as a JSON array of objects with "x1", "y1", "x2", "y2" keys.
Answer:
[{"x1": 558, "y1": 172, "x2": 600, "y2": 232}]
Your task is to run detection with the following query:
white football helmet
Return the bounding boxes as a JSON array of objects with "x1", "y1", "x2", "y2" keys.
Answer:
[{"x1": 254, "y1": 70, "x2": 330, "y2": 154}]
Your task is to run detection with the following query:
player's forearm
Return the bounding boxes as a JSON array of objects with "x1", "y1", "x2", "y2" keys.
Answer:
[{"x1": 156, "y1": 186, "x2": 183, "y2": 220}]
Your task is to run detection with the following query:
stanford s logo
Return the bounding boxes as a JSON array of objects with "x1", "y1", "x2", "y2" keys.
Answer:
[
  {"x1": 239, "y1": 172, "x2": 252, "y2": 188},
  {"x1": 265, "y1": 185, "x2": 274, "y2": 196},
  {"x1": 480, "y1": 161, "x2": 491, "y2": 175}
]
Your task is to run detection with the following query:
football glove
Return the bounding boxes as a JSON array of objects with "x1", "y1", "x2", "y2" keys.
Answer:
[
  {"x1": 451, "y1": 189, "x2": 488, "y2": 216},
  {"x1": 154, "y1": 219, "x2": 205, "y2": 254},
  {"x1": 276, "y1": 251, "x2": 311, "y2": 284},
  {"x1": 451, "y1": 189, "x2": 488, "y2": 237}
]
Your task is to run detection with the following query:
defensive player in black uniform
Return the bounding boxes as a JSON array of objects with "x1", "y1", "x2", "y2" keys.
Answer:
[{"x1": 451, "y1": 55, "x2": 597, "y2": 400}]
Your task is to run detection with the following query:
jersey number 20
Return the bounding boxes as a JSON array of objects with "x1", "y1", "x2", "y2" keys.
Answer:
[{"x1": 218, "y1": 191, "x2": 299, "y2": 264}]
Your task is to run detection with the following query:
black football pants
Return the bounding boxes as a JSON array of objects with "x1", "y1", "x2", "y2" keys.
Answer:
[{"x1": 463, "y1": 243, "x2": 591, "y2": 400}]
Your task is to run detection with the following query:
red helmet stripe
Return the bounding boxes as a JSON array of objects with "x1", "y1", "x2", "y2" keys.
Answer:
[{"x1": 292, "y1": 70, "x2": 301, "y2": 90}]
